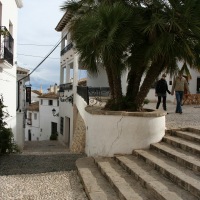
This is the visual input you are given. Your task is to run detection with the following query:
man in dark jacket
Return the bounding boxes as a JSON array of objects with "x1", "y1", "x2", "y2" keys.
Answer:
[{"x1": 155, "y1": 73, "x2": 171, "y2": 111}]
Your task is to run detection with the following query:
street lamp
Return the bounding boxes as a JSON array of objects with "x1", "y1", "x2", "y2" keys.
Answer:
[
  {"x1": 58, "y1": 87, "x2": 64, "y2": 97},
  {"x1": 52, "y1": 108, "x2": 59, "y2": 117}
]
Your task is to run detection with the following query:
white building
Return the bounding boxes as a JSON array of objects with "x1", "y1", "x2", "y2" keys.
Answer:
[
  {"x1": 55, "y1": 12, "x2": 200, "y2": 156},
  {"x1": 16, "y1": 66, "x2": 29, "y2": 148},
  {"x1": 31, "y1": 90, "x2": 42, "y2": 103},
  {"x1": 25, "y1": 91, "x2": 59, "y2": 141},
  {"x1": 0, "y1": 0, "x2": 23, "y2": 144}
]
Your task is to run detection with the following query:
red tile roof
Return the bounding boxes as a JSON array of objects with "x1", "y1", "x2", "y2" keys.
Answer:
[
  {"x1": 38, "y1": 92, "x2": 59, "y2": 99},
  {"x1": 27, "y1": 101, "x2": 39, "y2": 111}
]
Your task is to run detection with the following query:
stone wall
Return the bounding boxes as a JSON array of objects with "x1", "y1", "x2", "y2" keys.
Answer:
[{"x1": 70, "y1": 107, "x2": 86, "y2": 153}]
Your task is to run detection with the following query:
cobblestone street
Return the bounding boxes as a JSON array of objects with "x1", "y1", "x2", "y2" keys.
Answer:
[{"x1": 0, "y1": 141, "x2": 88, "y2": 200}]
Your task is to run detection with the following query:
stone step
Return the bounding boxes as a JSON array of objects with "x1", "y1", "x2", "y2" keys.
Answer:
[
  {"x1": 76, "y1": 157, "x2": 120, "y2": 200},
  {"x1": 162, "y1": 135, "x2": 200, "y2": 156},
  {"x1": 94, "y1": 157, "x2": 155, "y2": 200},
  {"x1": 184, "y1": 127, "x2": 200, "y2": 135},
  {"x1": 115, "y1": 155, "x2": 198, "y2": 200},
  {"x1": 170, "y1": 130, "x2": 200, "y2": 143},
  {"x1": 133, "y1": 149, "x2": 200, "y2": 198},
  {"x1": 150, "y1": 142, "x2": 200, "y2": 174}
]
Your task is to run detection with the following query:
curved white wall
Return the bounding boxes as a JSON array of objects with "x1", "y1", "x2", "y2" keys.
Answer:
[{"x1": 76, "y1": 94, "x2": 165, "y2": 157}]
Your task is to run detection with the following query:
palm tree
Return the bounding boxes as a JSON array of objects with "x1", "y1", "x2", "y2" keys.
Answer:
[{"x1": 60, "y1": 0, "x2": 200, "y2": 111}]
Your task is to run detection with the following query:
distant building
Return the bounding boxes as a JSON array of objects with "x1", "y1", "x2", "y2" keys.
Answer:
[
  {"x1": 31, "y1": 90, "x2": 42, "y2": 103},
  {"x1": 25, "y1": 92, "x2": 59, "y2": 141}
]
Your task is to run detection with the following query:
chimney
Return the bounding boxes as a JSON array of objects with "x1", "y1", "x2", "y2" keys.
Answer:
[
  {"x1": 40, "y1": 85, "x2": 43, "y2": 94},
  {"x1": 50, "y1": 85, "x2": 54, "y2": 93}
]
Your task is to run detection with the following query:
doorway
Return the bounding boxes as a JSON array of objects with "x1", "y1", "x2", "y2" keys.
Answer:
[
  {"x1": 51, "y1": 122, "x2": 57, "y2": 135},
  {"x1": 65, "y1": 117, "x2": 70, "y2": 146},
  {"x1": 28, "y1": 130, "x2": 31, "y2": 141}
]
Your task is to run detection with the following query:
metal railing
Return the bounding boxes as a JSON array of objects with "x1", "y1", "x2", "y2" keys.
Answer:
[
  {"x1": 61, "y1": 42, "x2": 73, "y2": 56},
  {"x1": 77, "y1": 86, "x2": 110, "y2": 105},
  {"x1": 0, "y1": 26, "x2": 14, "y2": 65},
  {"x1": 77, "y1": 86, "x2": 89, "y2": 105}
]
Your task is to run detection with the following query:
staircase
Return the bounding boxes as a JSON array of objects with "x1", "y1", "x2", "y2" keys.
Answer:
[{"x1": 76, "y1": 127, "x2": 200, "y2": 200}]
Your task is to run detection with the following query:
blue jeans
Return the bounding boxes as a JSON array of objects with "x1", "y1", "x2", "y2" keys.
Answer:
[{"x1": 175, "y1": 91, "x2": 184, "y2": 113}]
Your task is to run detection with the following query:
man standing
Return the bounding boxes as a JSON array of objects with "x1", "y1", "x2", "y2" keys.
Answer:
[{"x1": 171, "y1": 70, "x2": 190, "y2": 114}]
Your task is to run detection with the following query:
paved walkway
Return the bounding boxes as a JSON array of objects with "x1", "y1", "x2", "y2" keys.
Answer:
[{"x1": 144, "y1": 102, "x2": 200, "y2": 129}]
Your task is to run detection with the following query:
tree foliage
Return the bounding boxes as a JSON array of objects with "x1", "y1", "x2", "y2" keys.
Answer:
[
  {"x1": 0, "y1": 94, "x2": 19, "y2": 154},
  {"x1": 60, "y1": 0, "x2": 200, "y2": 111}
]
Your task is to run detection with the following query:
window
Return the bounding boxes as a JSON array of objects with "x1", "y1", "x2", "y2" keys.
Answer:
[
  {"x1": 34, "y1": 113, "x2": 37, "y2": 120},
  {"x1": 41, "y1": 99, "x2": 43, "y2": 105},
  {"x1": 60, "y1": 117, "x2": 63, "y2": 135},
  {"x1": 49, "y1": 100, "x2": 53, "y2": 105},
  {"x1": 57, "y1": 99, "x2": 59, "y2": 106},
  {"x1": 197, "y1": 77, "x2": 200, "y2": 93}
]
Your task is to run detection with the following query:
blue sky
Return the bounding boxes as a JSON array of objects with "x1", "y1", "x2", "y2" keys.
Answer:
[{"x1": 17, "y1": 0, "x2": 68, "y2": 92}]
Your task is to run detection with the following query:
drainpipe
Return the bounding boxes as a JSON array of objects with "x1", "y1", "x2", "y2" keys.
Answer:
[{"x1": 16, "y1": 80, "x2": 21, "y2": 112}]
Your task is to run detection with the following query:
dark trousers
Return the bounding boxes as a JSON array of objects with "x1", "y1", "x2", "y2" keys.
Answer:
[
  {"x1": 156, "y1": 96, "x2": 167, "y2": 111},
  {"x1": 175, "y1": 91, "x2": 184, "y2": 113}
]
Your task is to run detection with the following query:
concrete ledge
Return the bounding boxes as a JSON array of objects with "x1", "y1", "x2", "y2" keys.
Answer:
[{"x1": 85, "y1": 106, "x2": 167, "y2": 117}]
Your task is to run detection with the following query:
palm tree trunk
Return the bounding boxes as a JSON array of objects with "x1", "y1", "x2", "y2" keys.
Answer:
[
  {"x1": 126, "y1": 64, "x2": 146, "y2": 102},
  {"x1": 113, "y1": 74, "x2": 122, "y2": 102},
  {"x1": 134, "y1": 60, "x2": 165, "y2": 111},
  {"x1": 105, "y1": 66, "x2": 115, "y2": 100}
]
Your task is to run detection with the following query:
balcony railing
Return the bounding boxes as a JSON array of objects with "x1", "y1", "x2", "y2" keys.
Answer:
[
  {"x1": 0, "y1": 26, "x2": 14, "y2": 65},
  {"x1": 61, "y1": 42, "x2": 73, "y2": 56},
  {"x1": 60, "y1": 83, "x2": 73, "y2": 91},
  {"x1": 77, "y1": 86, "x2": 110, "y2": 106}
]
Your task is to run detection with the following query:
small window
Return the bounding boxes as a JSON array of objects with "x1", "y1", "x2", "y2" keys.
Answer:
[
  {"x1": 57, "y1": 99, "x2": 59, "y2": 106},
  {"x1": 41, "y1": 99, "x2": 43, "y2": 105},
  {"x1": 34, "y1": 113, "x2": 37, "y2": 120},
  {"x1": 49, "y1": 100, "x2": 53, "y2": 105}
]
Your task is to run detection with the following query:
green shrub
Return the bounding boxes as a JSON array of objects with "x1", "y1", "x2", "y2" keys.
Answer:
[{"x1": 0, "y1": 94, "x2": 19, "y2": 154}]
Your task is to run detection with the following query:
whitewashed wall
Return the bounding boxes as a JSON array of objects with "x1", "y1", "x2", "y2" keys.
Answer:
[
  {"x1": 87, "y1": 67, "x2": 109, "y2": 87},
  {"x1": 75, "y1": 94, "x2": 165, "y2": 156},
  {"x1": 39, "y1": 98, "x2": 59, "y2": 141},
  {"x1": 0, "y1": 0, "x2": 22, "y2": 142},
  {"x1": 58, "y1": 90, "x2": 73, "y2": 146}
]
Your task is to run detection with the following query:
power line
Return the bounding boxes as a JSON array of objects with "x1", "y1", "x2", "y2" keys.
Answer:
[
  {"x1": 18, "y1": 35, "x2": 66, "y2": 82},
  {"x1": 18, "y1": 43, "x2": 60, "y2": 47},
  {"x1": 18, "y1": 53, "x2": 59, "y2": 59}
]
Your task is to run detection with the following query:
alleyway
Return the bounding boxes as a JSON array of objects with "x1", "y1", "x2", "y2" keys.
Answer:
[{"x1": 0, "y1": 141, "x2": 88, "y2": 200}]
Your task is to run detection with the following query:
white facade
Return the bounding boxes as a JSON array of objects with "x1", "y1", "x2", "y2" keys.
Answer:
[
  {"x1": 31, "y1": 90, "x2": 42, "y2": 103},
  {"x1": 25, "y1": 94, "x2": 59, "y2": 141},
  {"x1": 16, "y1": 66, "x2": 29, "y2": 149},
  {"x1": 0, "y1": 0, "x2": 23, "y2": 142}
]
